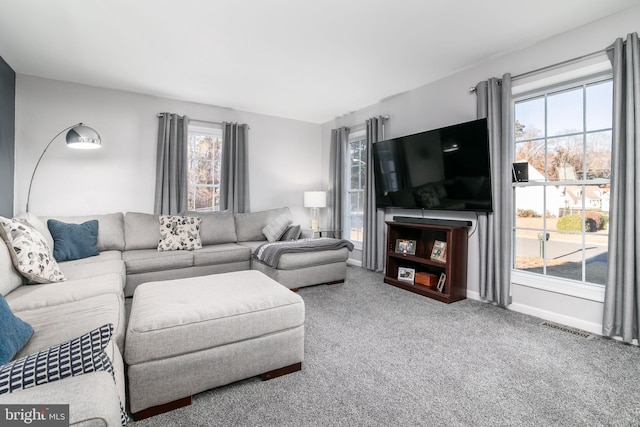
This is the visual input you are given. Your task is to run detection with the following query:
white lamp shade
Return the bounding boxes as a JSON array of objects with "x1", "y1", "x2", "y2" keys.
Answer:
[{"x1": 304, "y1": 191, "x2": 327, "y2": 208}]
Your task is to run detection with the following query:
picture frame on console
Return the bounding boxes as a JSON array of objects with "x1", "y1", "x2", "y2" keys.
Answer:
[
  {"x1": 430, "y1": 240, "x2": 447, "y2": 263},
  {"x1": 395, "y1": 239, "x2": 417, "y2": 255},
  {"x1": 398, "y1": 267, "x2": 416, "y2": 283}
]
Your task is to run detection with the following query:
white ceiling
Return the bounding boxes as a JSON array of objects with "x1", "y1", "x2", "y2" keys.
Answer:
[{"x1": 0, "y1": 0, "x2": 636, "y2": 124}]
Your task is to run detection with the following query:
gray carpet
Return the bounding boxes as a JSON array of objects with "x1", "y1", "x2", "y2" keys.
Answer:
[{"x1": 129, "y1": 266, "x2": 640, "y2": 426}]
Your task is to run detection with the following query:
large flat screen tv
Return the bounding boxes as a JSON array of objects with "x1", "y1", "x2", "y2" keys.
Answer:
[{"x1": 372, "y1": 118, "x2": 493, "y2": 212}]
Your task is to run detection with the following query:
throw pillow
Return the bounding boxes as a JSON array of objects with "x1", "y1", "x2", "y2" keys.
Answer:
[
  {"x1": 0, "y1": 216, "x2": 65, "y2": 284},
  {"x1": 47, "y1": 219, "x2": 99, "y2": 262},
  {"x1": 0, "y1": 294, "x2": 33, "y2": 365},
  {"x1": 280, "y1": 225, "x2": 302, "y2": 241},
  {"x1": 157, "y1": 215, "x2": 202, "y2": 252},
  {"x1": 0, "y1": 323, "x2": 128, "y2": 426},
  {"x1": 262, "y1": 214, "x2": 293, "y2": 242}
]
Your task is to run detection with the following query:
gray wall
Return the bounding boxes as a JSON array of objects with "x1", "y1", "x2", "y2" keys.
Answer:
[
  {"x1": 320, "y1": 5, "x2": 640, "y2": 334},
  {"x1": 0, "y1": 56, "x2": 15, "y2": 218},
  {"x1": 14, "y1": 76, "x2": 322, "y2": 227}
]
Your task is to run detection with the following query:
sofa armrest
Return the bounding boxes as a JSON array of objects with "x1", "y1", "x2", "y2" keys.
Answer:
[
  {"x1": 0, "y1": 372, "x2": 123, "y2": 427},
  {"x1": 300, "y1": 229, "x2": 314, "y2": 239}
]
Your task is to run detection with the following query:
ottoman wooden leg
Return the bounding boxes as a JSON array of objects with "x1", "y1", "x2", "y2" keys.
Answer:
[
  {"x1": 260, "y1": 362, "x2": 302, "y2": 380},
  {"x1": 131, "y1": 396, "x2": 192, "y2": 421}
]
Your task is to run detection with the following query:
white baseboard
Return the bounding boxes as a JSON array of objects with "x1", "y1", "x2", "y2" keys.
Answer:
[
  {"x1": 347, "y1": 259, "x2": 362, "y2": 267},
  {"x1": 466, "y1": 290, "x2": 603, "y2": 336},
  {"x1": 508, "y1": 302, "x2": 603, "y2": 335}
]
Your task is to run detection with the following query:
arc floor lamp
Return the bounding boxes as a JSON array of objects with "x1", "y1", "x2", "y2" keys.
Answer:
[{"x1": 26, "y1": 123, "x2": 101, "y2": 212}]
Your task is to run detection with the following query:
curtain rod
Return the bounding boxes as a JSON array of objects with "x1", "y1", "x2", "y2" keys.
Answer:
[
  {"x1": 468, "y1": 46, "x2": 611, "y2": 93},
  {"x1": 156, "y1": 113, "x2": 249, "y2": 128}
]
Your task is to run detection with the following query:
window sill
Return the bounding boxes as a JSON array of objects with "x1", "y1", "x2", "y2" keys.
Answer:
[{"x1": 511, "y1": 270, "x2": 605, "y2": 303}]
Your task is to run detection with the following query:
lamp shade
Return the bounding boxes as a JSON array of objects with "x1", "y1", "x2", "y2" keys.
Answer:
[
  {"x1": 66, "y1": 125, "x2": 101, "y2": 149},
  {"x1": 26, "y1": 122, "x2": 101, "y2": 212},
  {"x1": 304, "y1": 191, "x2": 327, "y2": 208}
]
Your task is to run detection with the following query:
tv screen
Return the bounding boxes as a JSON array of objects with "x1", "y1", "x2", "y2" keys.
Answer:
[{"x1": 372, "y1": 118, "x2": 492, "y2": 212}]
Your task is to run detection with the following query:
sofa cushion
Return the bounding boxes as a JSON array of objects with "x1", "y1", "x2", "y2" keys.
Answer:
[
  {"x1": 158, "y1": 215, "x2": 202, "y2": 251},
  {"x1": 6, "y1": 273, "x2": 123, "y2": 312},
  {"x1": 0, "y1": 216, "x2": 66, "y2": 284},
  {"x1": 0, "y1": 294, "x2": 33, "y2": 364},
  {"x1": 234, "y1": 207, "x2": 291, "y2": 242},
  {"x1": 192, "y1": 243, "x2": 252, "y2": 267},
  {"x1": 183, "y1": 211, "x2": 238, "y2": 245},
  {"x1": 125, "y1": 212, "x2": 161, "y2": 250},
  {"x1": 60, "y1": 258, "x2": 126, "y2": 283},
  {"x1": 123, "y1": 249, "x2": 193, "y2": 274},
  {"x1": 57, "y1": 250, "x2": 122, "y2": 266},
  {"x1": 39, "y1": 213, "x2": 125, "y2": 252},
  {"x1": 262, "y1": 213, "x2": 293, "y2": 242},
  {"x1": 0, "y1": 238, "x2": 24, "y2": 296},
  {"x1": 15, "y1": 293, "x2": 126, "y2": 357},
  {"x1": 47, "y1": 219, "x2": 99, "y2": 262}
]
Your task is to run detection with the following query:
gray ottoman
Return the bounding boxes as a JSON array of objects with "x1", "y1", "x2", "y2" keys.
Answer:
[{"x1": 124, "y1": 270, "x2": 305, "y2": 419}]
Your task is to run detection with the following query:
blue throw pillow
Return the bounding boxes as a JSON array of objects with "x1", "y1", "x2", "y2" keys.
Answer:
[
  {"x1": 47, "y1": 219, "x2": 99, "y2": 262},
  {"x1": 0, "y1": 294, "x2": 33, "y2": 365}
]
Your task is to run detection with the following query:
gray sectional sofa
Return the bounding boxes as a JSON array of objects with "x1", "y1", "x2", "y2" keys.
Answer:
[{"x1": 0, "y1": 207, "x2": 350, "y2": 426}]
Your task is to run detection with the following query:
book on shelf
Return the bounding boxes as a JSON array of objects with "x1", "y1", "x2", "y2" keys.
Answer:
[{"x1": 430, "y1": 240, "x2": 447, "y2": 263}]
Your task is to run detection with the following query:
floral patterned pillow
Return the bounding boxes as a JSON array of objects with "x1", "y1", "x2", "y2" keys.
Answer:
[
  {"x1": 157, "y1": 216, "x2": 202, "y2": 252},
  {"x1": 0, "y1": 216, "x2": 65, "y2": 284}
]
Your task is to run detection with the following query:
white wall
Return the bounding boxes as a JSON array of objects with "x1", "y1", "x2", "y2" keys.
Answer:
[
  {"x1": 321, "y1": 6, "x2": 640, "y2": 334},
  {"x1": 14, "y1": 76, "x2": 321, "y2": 226}
]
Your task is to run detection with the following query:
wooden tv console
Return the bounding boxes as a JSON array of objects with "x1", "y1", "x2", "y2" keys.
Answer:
[{"x1": 384, "y1": 218, "x2": 470, "y2": 304}]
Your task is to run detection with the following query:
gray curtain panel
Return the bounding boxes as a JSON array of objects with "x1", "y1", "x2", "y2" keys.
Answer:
[
  {"x1": 475, "y1": 75, "x2": 513, "y2": 307},
  {"x1": 220, "y1": 122, "x2": 250, "y2": 213},
  {"x1": 363, "y1": 117, "x2": 385, "y2": 271},
  {"x1": 603, "y1": 32, "x2": 640, "y2": 344},
  {"x1": 154, "y1": 113, "x2": 189, "y2": 215},
  {"x1": 329, "y1": 127, "x2": 349, "y2": 238}
]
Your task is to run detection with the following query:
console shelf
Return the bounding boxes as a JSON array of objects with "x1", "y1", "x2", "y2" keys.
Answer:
[{"x1": 384, "y1": 220, "x2": 469, "y2": 303}]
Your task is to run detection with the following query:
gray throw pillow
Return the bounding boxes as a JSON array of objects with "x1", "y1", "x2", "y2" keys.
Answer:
[
  {"x1": 280, "y1": 225, "x2": 302, "y2": 241},
  {"x1": 262, "y1": 214, "x2": 293, "y2": 242}
]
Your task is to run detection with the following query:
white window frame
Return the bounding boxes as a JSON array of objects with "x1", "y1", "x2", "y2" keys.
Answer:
[
  {"x1": 344, "y1": 126, "x2": 366, "y2": 249},
  {"x1": 511, "y1": 71, "x2": 612, "y2": 303},
  {"x1": 187, "y1": 123, "x2": 223, "y2": 212}
]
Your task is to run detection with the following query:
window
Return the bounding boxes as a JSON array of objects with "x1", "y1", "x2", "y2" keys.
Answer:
[
  {"x1": 187, "y1": 124, "x2": 223, "y2": 211},
  {"x1": 345, "y1": 129, "x2": 366, "y2": 245},
  {"x1": 513, "y1": 75, "x2": 612, "y2": 288}
]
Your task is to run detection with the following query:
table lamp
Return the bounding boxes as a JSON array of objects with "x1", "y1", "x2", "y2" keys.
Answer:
[{"x1": 303, "y1": 191, "x2": 326, "y2": 232}]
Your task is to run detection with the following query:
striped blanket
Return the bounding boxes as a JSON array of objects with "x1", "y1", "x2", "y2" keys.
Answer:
[{"x1": 254, "y1": 238, "x2": 354, "y2": 268}]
